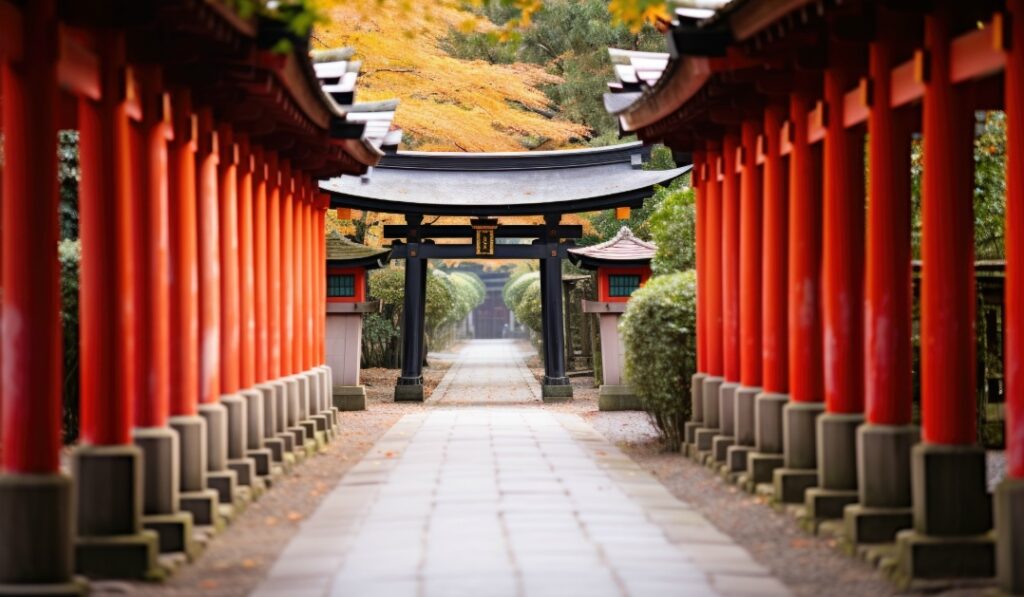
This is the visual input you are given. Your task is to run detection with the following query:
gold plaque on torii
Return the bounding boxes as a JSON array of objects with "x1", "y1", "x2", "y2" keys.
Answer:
[{"x1": 471, "y1": 218, "x2": 499, "y2": 256}]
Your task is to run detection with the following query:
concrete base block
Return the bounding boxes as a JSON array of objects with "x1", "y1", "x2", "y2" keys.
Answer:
[
  {"x1": 747, "y1": 453, "x2": 785, "y2": 486},
  {"x1": 805, "y1": 487, "x2": 858, "y2": 522},
  {"x1": 248, "y1": 449, "x2": 273, "y2": 477},
  {"x1": 143, "y1": 511, "x2": 195, "y2": 557},
  {"x1": 754, "y1": 392, "x2": 788, "y2": 454},
  {"x1": 0, "y1": 474, "x2": 75, "y2": 586},
  {"x1": 197, "y1": 403, "x2": 229, "y2": 472},
  {"x1": 911, "y1": 443, "x2": 992, "y2": 535},
  {"x1": 268, "y1": 380, "x2": 288, "y2": 434},
  {"x1": 205, "y1": 470, "x2": 237, "y2": 505},
  {"x1": 684, "y1": 422, "x2": 701, "y2": 447},
  {"x1": 132, "y1": 427, "x2": 179, "y2": 516},
  {"x1": 783, "y1": 401, "x2": 823, "y2": 470},
  {"x1": 843, "y1": 504, "x2": 913, "y2": 545},
  {"x1": 264, "y1": 438, "x2": 285, "y2": 463},
  {"x1": 311, "y1": 414, "x2": 329, "y2": 434},
  {"x1": 240, "y1": 389, "x2": 264, "y2": 452},
  {"x1": 858, "y1": 424, "x2": 918, "y2": 509},
  {"x1": 277, "y1": 431, "x2": 296, "y2": 454},
  {"x1": 179, "y1": 490, "x2": 219, "y2": 527},
  {"x1": 726, "y1": 445, "x2": 753, "y2": 474},
  {"x1": 168, "y1": 415, "x2": 206, "y2": 493},
  {"x1": 542, "y1": 383, "x2": 573, "y2": 402},
  {"x1": 702, "y1": 377, "x2": 724, "y2": 429},
  {"x1": 395, "y1": 383, "x2": 424, "y2": 402},
  {"x1": 996, "y1": 478, "x2": 1024, "y2": 594},
  {"x1": 690, "y1": 373, "x2": 707, "y2": 424},
  {"x1": 598, "y1": 384, "x2": 642, "y2": 411},
  {"x1": 71, "y1": 445, "x2": 143, "y2": 537},
  {"x1": 255, "y1": 383, "x2": 278, "y2": 442},
  {"x1": 773, "y1": 468, "x2": 818, "y2": 504},
  {"x1": 75, "y1": 531, "x2": 161, "y2": 580},
  {"x1": 894, "y1": 529, "x2": 994, "y2": 581},
  {"x1": 734, "y1": 386, "x2": 759, "y2": 447},
  {"x1": 221, "y1": 394, "x2": 248, "y2": 461},
  {"x1": 227, "y1": 458, "x2": 256, "y2": 488},
  {"x1": 712, "y1": 435, "x2": 734, "y2": 464},
  {"x1": 816, "y1": 413, "x2": 862, "y2": 492},
  {"x1": 300, "y1": 421, "x2": 318, "y2": 446},
  {"x1": 334, "y1": 385, "x2": 366, "y2": 411},
  {"x1": 718, "y1": 382, "x2": 737, "y2": 436},
  {"x1": 694, "y1": 428, "x2": 718, "y2": 453},
  {"x1": 289, "y1": 425, "x2": 308, "y2": 450}
]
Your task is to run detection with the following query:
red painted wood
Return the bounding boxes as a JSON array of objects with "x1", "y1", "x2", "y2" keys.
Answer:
[
  {"x1": 704, "y1": 145, "x2": 724, "y2": 378},
  {"x1": 739, "y1": 119, "x2": 763, "y2": 388},
  {"x1": 694, "y1": 151, "x2": 707, "y2": 374},
  {"x1": 920, "y1": 8, "x2": 977, "y2": 445},
  {"x1": 218, "y1": 125, "x2": 241, "y2": 395},
  {"x1": 196, "y1": 108, "x2": 221, "y2": 403},
  {"x1": 327, "y1": 268, "x2": 368, "y2": 303},
  {"x1": 293, "y1": 181, "x2": 305, "y2": 374},
  {"x1": 1005, "y1": 0, "x2": 1024, "y2": 476},
  {"x1": 722, "y1": 132, "x2": 741, "y2": 383},
  {"x1": 267, "y1": 154, "x2": 283, "y2": 379},
  {"x1": 79, "y1": 34, "x2": 137, "y2": 446},
  {"x1": 787, "y1": 89, "x2": 824, "y2": 404},
  {"x1": 0, "y1": 0, "x2": 63, "y2": 472},
  {"x1": 281, "y1": 163, "x2": 295, "y2": 376},
  {"x1": 305, "y1": 192, "x2": 315, "y2": 369},
  {"x1": 761, "y1": 103, "x2": 788, "y2": 394},
  {"x1": 253, "y1": 149, "x2": 269, "y2": 384},
  {"x1": 168, "y1": 89, "x2": 199, "y2": 417},
  {"x1": 822, "y1": 58, "x2": 865, "y2": 415},
  {"x1": 595, "y1": 266, "x2": 652, "y2": 303},
  {"x1": 132, "y1": 67, "x2": 171, "y2": 428},
  {"x1": 318, "y1": 204, "x2": 328, "y2": 364},
  {"x1": 238, "y1": 138, "x2": 256, "y2": 390},
  {"x1": 865, "y1": 18, "x2": 913, "y2": 427}
]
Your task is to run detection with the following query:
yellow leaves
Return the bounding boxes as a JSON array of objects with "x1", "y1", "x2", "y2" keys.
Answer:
[{"x1": 608, "y1": 0, "x2": 670, "y2": 33}]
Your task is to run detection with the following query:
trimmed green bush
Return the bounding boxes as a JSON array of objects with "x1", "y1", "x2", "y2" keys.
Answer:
[
  {"x1": 648, "y1": 186, "x2": 695, "y2": 275},
  {"x1": 514, "y1": 279, "x2": 543, "y2": 335},
  {"x1": 620, "y1": 270, "x2": 697, "y2": 451}
]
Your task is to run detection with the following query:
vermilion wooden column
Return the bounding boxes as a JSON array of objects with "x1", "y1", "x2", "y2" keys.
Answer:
[
  {"x1": 776, "y1": 86, "x2": 824, "y2": 504},
  {"x1": 218, "y1": 125, "x2": 241, "y2": 398},
  {"x1": 304, "y1": 190, "x2": 314, "y2": 371},
  {"x1": 168, "y1": 90, "x2": 199, "y2": 418},
  {"x1": 697, "y1": 144, "x2": 725, "y2": 451},
  {"x1": 1, "y1": 0, "x2": 62, "y2": 474},
  {"x1": 896, "y1": 6, "x2": 993, "y2": 578},
  {"x1": 78, "y1": 39, "x2": 136, "y2": 448},
  {"x1": 294, "y1": 183, "x2": 306, "y2": 376},
  {"x1": 998, "y1": 1, "x2": 1024, "y2": 591},
  {"x1": 132, "y1": 68, "x2": 171, "y2": 430},
  {"x1": 762, "y1": 103, "x2": 788, "y2": 394},
  {"x1": 267, "y1": 154, "x2": 283, "y2": 381},
  {"x1": 808, "y1": 55, "x2": 867, "y2": 516},
  {"x1": 253, "y1": 149, "x2": 269, "y2": 383},
  {"x1": 238, "y1": 139, "x2": 256, "y2": 390},
  {"x1": 721, "y1": 133, "x2": 741, "y2": 385},
  {"x1": 196, "y1": 109, "x2": 221, "y2": 405},
  {"x1": 694, "y1": 151, "x2": 707, "y2": 375},
  {"x1": 845, "y1": 11, "x2": 917, "y2": 547},
  {"x1": 739, "y1": 120, "x2": 763, "y2": 391},
  {"x1": 281, "y1": 164, "x2": 295, "y2": 378}
]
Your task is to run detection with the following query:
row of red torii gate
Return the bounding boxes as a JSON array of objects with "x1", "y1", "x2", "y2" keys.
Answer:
[
  {"x1": 0, "y1": 0, "x2": 398, "y2": 591},
  {"x1": 603, "y1": 0, "x2": 1023, "y2": 591}
]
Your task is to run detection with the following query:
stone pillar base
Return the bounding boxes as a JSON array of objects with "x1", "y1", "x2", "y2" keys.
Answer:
[
  {"x1": 598, "y1": 384, "x2": 642, "y2": 411},
  {"x1": 71, "y1": 446, "x2": 161, "y2": 579},
  {"x1": 541, "y1": 382, "x2": 573, "y2": 402},
  {"x1": 726, "y1": 445, "x2": 754, "y2": 474},
  {"x1": 858, "y1": 424, "x2": 918, "y2": 508},
  {"x1": 197, "y1": 403, "x2": 229, "y2": 472},
  {"x1": 805, "y1": 487, "x2": 858, "y2": 521},
  {"x1": 335, "y1": 385, "x2": 366, "y2": 411},
  {"x1": 693, "y1": 428, "x2": 718, "y2": 461},
  {"x1": 179, "y1": 489, "x2": 219, "y2": 528},
  {"x1": 746, "y1": 453, "x2": 784, "y2": 486},
  {"x1": 227, "y1": 458, "x2": 257, "y2": 489},
  {"x1": 277, "y1": 431, "x2": 296, "y2": 454},
  {"x1": 264, "y1": 438, "x2": 286, "y2": 463},
  {"x1": 996, "y1": 477, "x2": 1024, "y2": 594},
  {"x1": 783, "y1": 401, "x2": 823, "y2": 469},
  {"x1": 684, "y1": 422, "x2": 701, "y2": 448},
  {"x1": 734, "y1": 386, "x2": 759, "y2": 448},
  {"x1": 690, "y1": 373, "x2": 707, "y2": 428},
  {"x1": 205, "y1": 470, "x2": 237, "y2": 506},
  {"x1": 247, "y1": 448, "x2": 274, "y2": 477},
  {"x1": 773, "y1": 468, "x2": 818, "y2": 504},
  {"x1": 132, "y1": 427, "x2": 179, "y2": 516},
  {"x1": 142, "y1": 511, "x2": 195, "y2": 557},
  {"x1": 221, "y1": 394, "x2": 248, "y2": 462},
  {"x1": 395, "y1": 378, "x2": 424, "y2": 402},
  {"x1": 754, "y1": 392, "x2": 787, "y2": 454},
  {"x1": 711, "y1": 436, "x2": 734, "y2": 465},
  {"x1": 0, "y1": 474, "x2": 76, "y2": 587},
  {"x1": 843, "y1": 504, "x2": 912, "y2": 545},
  {"x1": 805, "y1": 412, "x2": 862, "y2": 521},
  {"x1": 240, "y1": 389, "x2": 264, "y2": 452},
  {"x1": 893, "y1": 443, "x2": 995, "y2": 583},
  {"x1": 702, "y1": 377, "x2": 724, "y2": 430},
  {"x1": 168, "y1": 415, "x2": 207, "y2": 493}
]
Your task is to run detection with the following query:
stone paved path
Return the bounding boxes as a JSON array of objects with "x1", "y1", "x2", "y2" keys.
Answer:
[
  {"x1": 253, "y1": 341, "x2": 788, "y2": 597},
  {"x1": 429, "y1": 339, "x2": 540, "y2": 404}
]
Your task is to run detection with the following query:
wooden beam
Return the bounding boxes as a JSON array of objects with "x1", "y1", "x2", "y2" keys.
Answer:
[
  {"x1": 383, "y1": 224, "x2": 583, "y2": 240},
  {"x1": 389, "y1": 242, "x2": 575, "y2": 260}
]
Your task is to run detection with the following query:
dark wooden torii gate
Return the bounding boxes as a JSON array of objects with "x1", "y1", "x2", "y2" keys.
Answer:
[{"x1": 322, "y1": 142, "x2": 690, "y2": 402}]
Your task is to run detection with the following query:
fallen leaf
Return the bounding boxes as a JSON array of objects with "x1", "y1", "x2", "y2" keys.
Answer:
[{"x1": 287, "y1": 511, "x2": 303, "y2": 522}]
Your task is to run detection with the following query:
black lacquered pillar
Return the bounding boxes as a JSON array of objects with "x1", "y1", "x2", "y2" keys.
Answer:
[
  {"x1": 396, "y1": 215, "x2": 427, "y2": 401},
  {"x1": 540, "y1": 215, "x2": 572, "y2": 401}
]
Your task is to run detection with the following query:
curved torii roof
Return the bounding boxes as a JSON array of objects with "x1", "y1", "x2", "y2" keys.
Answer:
[
  {"x1": 319, "y1": 142, "x2": 690, "y2": 216},
  {"x1": 568, "y1": 226, "x2": 656, "y2": 269}
]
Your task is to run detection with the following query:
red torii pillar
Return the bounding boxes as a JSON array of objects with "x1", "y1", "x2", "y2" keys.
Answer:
[
  {"x1": 236, "y1": 138, "x2": 274, "y2": 481},
  {"x1": 728, "y1": 118, "x2": 763, "y2": 474},
  {"x1": 75, "y1": 35, "x2": 160, "y2": 578},
  {"x1": 295, "y1": 182, "x2": 325, "y2": 444},
  {"x1": 167, "y1": 90, "x2": 219, "y2": 527},
  {"x1": 315, "y1": 193, "x2": 338, "y2": 427},
  {"x1": 895, "y1": 4, "x2": 995, "y2": 579},
  {"x1": 303, "y1": 186, "x2": 331, "y2": 438},
  {"x1": 280, "y1": 164, "x2": 310, "y2": 456},
  {"x1": 696, "y1": 143, "x2": 724, "y2": 460},
  {"x1": 748, "y1": 102, "x2": 789, "y2": 488},
  {"x1": 806, "y1": 53, "x2": 867, "y2": 521},
  {"x1": 195, "y1": 108, "x2": 238, "y2": 506},
  {"x1": 250, "y1": 149, "x2": 286, "y2": 469},
  {"x1": 999, "y1": 0, "x2": 1024, "y2": 591},
  {"x1": 0, "y1": 1, "x2": 78, "y2": 590},
  {"x1": 130, "y1": 67, "x2": 196, "y2": 556},
  {"x1": 843, "y1": 9, "x2": 918, "y2": 546},
  {"x1": 266, "y1": 156, "x2": 296, "y2": 457},
  {"x1": 774, "y1": 86, "x2": 825, "y2": 504},
  {"x1": 687, "y1": 151, "x2": 708, "y2": 452},
  {"x1": 713, "y1": 132, "x2": 742, "y2": 466}
]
